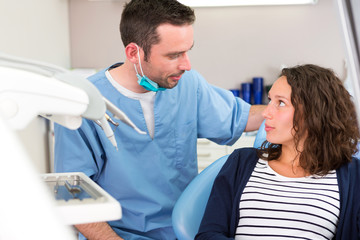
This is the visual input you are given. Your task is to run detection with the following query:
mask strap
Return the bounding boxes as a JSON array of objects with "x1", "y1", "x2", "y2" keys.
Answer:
[
  {"x1": 133, "y1": 63, "x2": 140, "y2": 75},
  {"x1": 134, "y1": 44, "x2": 145, "y2": 77}
]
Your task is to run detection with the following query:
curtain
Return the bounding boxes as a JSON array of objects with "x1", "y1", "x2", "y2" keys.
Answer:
[{"x1": 335, "y1": 0, "x2": 360, "y2": 127}]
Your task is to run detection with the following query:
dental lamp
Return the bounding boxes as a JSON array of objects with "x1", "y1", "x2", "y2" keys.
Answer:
[
  {"x1": 0, "y1": 52, "x2": 145, "y2": 135},
  {"x1": 0, "y1": 52, "x2": 144, "y2": 239}
]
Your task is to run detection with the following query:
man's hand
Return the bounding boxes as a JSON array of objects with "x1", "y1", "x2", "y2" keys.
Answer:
[{"x1": 244, "y1": 105, "x2": 266, "y2": 132}]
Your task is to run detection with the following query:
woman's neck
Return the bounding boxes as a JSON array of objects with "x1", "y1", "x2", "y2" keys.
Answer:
[{"x1": 268, "y1": 144, "x2": 309, "y2": 178}]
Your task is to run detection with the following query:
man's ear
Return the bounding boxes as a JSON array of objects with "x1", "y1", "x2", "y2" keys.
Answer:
[{"x1": 125, "y1": 43, "x2": 140, "y2": 64}]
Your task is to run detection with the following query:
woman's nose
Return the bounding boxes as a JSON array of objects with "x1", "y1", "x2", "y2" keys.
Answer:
[{"x1": 262, "y1": 104, "x2": 272, "y2": 119}]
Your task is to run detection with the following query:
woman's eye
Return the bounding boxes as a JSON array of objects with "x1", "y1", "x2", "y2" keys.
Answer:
[{"x1": 279, "y1": 101, "x2": 285, "y2": 107}]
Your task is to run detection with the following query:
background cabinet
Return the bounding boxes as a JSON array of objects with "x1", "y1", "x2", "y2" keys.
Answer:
[{"x1": 197, "y1": 134, "x2": 256, "y2": 172}]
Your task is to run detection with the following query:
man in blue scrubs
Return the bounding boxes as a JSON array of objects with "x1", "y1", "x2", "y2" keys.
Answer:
[{"x1": 54, "y1": 0, "x2": 265, "y2": 239}]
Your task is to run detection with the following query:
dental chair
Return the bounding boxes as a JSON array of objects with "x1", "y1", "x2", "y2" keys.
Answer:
[{"x1": 172, "y1": 121, "x2": 266, "y2": 240}]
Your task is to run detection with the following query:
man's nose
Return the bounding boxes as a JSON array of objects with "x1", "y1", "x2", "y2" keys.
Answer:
[{"x1": 179, "y1": 53, "x2": 191, "y2": 71}]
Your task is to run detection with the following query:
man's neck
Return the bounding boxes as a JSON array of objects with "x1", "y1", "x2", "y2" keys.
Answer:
[{"x1": 109, "y1": 60, "x2": 149, "y2": 93}]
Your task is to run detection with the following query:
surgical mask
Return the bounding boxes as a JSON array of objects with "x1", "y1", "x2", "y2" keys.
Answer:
[{"x1": 134, "y1": 45, "x2": 166, "y2": 92}]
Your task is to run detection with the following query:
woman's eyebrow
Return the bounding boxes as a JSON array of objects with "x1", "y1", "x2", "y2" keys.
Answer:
[{"x1": 269, "y1": 94, "x2": 290, "y2": 101}]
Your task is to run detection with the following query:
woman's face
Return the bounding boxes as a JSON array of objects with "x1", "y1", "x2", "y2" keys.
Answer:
[{"x1": 263, "y1": 76, "x2": 295, "y2": 146}]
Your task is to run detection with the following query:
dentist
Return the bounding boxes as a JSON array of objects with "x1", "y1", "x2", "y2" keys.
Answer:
[{"x1": 54, "y1": 0, "x2": 265, "y2": 239}]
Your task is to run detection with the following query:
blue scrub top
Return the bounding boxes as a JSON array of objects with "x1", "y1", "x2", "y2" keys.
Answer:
[{"x1": 54, "y1": 65, "x2": 250, "y2": 240}]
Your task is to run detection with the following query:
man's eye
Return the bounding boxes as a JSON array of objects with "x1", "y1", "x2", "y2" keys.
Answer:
[{"x1": 169, "y1": 54, "x2": 180, "y2": 59}]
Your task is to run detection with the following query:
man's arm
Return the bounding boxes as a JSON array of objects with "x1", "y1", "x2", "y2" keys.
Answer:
[
  {"x1": 244, "y1": 105, "x2": 266, "y2": 132},
  {"x1": 75, "y1": 222, "x2": 123, "y2": 240}
]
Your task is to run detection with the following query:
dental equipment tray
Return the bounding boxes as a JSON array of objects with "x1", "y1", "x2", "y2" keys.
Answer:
[{"x1": 41, "y1": 172, "x2": 122, "y2": 225}]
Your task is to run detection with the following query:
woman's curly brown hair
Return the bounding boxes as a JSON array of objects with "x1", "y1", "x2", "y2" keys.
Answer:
[{"x1": 257, "y1": 64, "x2": 360, "y2": 175}]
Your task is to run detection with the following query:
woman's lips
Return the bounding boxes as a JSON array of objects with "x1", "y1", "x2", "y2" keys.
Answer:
[{"x1": 264, "y1": 124, "x2": 274, "y2": 132}]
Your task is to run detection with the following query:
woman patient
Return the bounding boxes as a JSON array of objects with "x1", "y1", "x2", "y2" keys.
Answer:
[{"x1": 195, "y1": 64, "x2": 360, "y2": 240}]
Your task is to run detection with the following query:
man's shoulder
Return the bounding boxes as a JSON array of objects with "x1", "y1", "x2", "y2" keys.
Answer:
[
  {"x1": 180, "y1": 69, "x2": 203, "y2": 83},
  {"x1": 88, "y1": 68, "x2": 107, "y2": 84},
  {"x1": 88, "y1": 63, "x2": 123, "y2": 84},
  {"x1": 175, "y1": 69, "x2": 211, "y2": 95}
]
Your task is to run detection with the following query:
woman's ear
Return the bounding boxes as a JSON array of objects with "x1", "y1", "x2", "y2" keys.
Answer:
[{"x1": 125, "y1": 43, "x2": 139, "y2": 64}]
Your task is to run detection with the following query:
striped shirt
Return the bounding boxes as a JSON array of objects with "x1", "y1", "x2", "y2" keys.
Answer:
[{"x1": 235, "y1": 159, "x2": 340, "y2": 240}]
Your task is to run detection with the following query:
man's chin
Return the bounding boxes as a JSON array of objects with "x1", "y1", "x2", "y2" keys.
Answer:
[
  {"x1": 161, "y1": 79, "x2": 180, "y2": 89},
  {"x1": 168, "y1": 80, "x2": 180, "y2": 89}
]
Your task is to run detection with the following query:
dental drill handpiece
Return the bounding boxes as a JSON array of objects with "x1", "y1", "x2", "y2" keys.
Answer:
[
  {"x1": 97, "y1": 116, "x2": 118, "y2": 150},
  {"x1": 103, "y1": 97, "x2": 146, "y2": 135}
]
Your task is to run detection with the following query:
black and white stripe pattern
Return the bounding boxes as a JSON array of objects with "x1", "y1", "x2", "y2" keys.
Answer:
[{"x1": 235, "y1": 159, "x2": 339, "y2": 240}]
